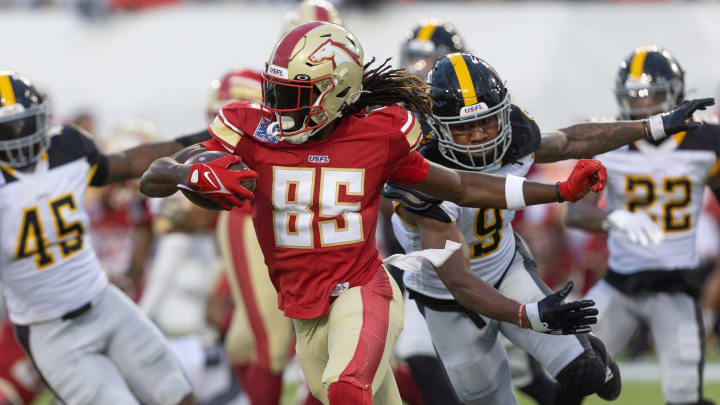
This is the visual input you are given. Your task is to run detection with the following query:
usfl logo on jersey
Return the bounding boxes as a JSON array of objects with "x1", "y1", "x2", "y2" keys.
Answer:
[{"x1": 253, "y1": 117, "x2": 281, "y2": 144}]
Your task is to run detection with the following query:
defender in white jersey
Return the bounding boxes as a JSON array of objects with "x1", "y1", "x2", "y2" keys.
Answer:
[
  {"x1": 567, "y1": 46, "x2": 719, "y2": 405},
  {"x1": 385, "y1": 53, "x2": 713, "y2": 405},
  {"x1": 0, "y1": 72, "x2": 195, "y2": 405}
]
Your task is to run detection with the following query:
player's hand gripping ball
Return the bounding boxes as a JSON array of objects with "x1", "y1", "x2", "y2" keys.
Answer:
[{"x1": 179, "y1": 151, "x2": 257, "y2": 211}]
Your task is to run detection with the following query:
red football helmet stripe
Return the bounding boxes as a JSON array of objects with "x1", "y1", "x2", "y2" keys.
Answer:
[
  {"x1": 315, "y1": 5, "x2": 330, "y2": 22},
  {"x1": 272, "y1": 21, "x2": 325, "y2": 68}
]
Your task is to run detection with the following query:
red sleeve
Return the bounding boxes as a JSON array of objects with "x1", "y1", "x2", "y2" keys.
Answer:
[
  {"x1": 387, "y1": 151, "x2": 430, "y2": 185},
  {"x1": 200, "y1": 137, "x2": 227, "y2": 152}
]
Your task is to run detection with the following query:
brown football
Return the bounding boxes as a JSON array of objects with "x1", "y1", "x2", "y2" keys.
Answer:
[{"x1": 180, "y1": 150, "x2": 256, "y2": 210}]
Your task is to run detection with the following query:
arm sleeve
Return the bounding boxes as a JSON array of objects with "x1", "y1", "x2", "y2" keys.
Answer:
[
  {"x1": 382, "y1": 106, "x2": 428, "y2": 184},
  {"x1": 386, "y1": 151, "x2": 430, "y2": 185},
  {"x1": 175, "y1": 130, "x2": 213, "y2": 147}
]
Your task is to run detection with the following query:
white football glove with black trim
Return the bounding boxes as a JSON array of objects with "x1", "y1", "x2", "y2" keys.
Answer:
[
  {"x1": 603, "y1": 210, "x2": 664, "y2": 247},
  {"x1": 525, "y1": 281, "x2": 598, "y2": 335}
]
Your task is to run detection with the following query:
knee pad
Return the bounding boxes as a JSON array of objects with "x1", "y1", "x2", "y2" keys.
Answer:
[
  {"x1": 557, "y1": 335, "x2": 621, "y2": 400},
  {"x1": 555, "y1": 351, "x2": 606, "y2": 397}
]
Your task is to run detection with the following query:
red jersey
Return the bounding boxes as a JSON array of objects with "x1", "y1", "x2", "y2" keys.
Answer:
[{"x1": 204, "y1": 101, "x2": 428, "y2": 319}]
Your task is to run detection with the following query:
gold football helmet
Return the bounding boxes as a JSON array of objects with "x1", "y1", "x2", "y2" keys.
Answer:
[
  {"x1": 263, "y1": 22, "x2": 364, "y2": 144},
  {"x1": 281, "y1": 0, "x2": 342, "y2": 37}
]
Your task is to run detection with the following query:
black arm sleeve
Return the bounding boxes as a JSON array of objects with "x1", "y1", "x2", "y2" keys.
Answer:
[{"x1": 174, "y1": 129, "x2": 213, "y2": 147}]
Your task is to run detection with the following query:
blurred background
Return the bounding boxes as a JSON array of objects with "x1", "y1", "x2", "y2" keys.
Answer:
[{"x1": 2, "y1": 1, "x2": 720, "y2": 405}]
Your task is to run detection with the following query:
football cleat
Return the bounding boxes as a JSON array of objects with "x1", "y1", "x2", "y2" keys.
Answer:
[
  {"x1": 0, "y1": 71, "x2": 48, "y2": 169},
  {"x1": 588, "y1": 335, "x2": 622, "y2": 401}
]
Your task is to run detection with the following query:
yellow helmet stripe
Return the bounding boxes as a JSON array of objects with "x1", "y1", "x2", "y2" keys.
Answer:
[
  {"x1": 0, "y1": 75, "x2": 16, "y2": 107},
  {"x1": 629, "y1": 49, "x2": 649, "y2": 79},
  {"x1": 416, "y1": 24, "x2": 437, "y2": 41},
  {"x1": 448, "y1": 53, "x2": 478, "y2": 106}
]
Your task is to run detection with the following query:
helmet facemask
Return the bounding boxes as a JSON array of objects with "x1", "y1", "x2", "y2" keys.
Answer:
[
  {"x1": 0, "y1": 103, "x2": 49, "y2": 169},
  {"x1": 615, "y1": 79, "x2": 682, "y2": 120},
  {"x1": 431, "y1": 93, "x2": 512, "y2": 171},
  {"x1": 262, "y1": 73, "x2": 336, "y2": 144}
]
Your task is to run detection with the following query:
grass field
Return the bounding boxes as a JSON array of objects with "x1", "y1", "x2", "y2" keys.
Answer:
[{"x1": 517, "y1": 382, "x2": 720, "y2": 405}]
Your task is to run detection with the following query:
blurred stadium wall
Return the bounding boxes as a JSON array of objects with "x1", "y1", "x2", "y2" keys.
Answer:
[{"x1": 2, "y1": 2, "x2": 720, "y2": 137}]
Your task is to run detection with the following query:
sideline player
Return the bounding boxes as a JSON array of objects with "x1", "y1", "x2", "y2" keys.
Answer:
[
  {"x1": 0, "y1": 71, "x2": 195, "y2": 405},
  {"x1": 139, "y1": 23, "x2": 612, "y2": 405},
  {"x1": 385, "y1": 52, "x2": 712, "y2": 405},
  {"x1": 566, "y1": 45, "x2": 719, "y2": 405}
]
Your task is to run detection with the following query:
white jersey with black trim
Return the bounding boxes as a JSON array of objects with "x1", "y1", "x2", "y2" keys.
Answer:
[
  {"x1": 0, "y1": 125, "x2": 110, "y2": 324},
  {"x1": 597, "y1": 124, "x2": 720, "y2": 274},
  {"x1": 392, "y1": 153, "x2": 534, "y2": 299}
]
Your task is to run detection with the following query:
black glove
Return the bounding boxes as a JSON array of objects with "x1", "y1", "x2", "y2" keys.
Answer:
[
  {"x1": 645, "y1": 97, "x2": 715, "y2": 141},
  {"x1": 524, "y1": 281, "x2": 598, "y2": 335}
]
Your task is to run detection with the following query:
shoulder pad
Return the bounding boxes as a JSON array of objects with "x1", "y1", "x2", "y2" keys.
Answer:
[
  {"x1": 504, "y1": 105, "x2": 541, "y2": 163},
  {"x1": 382, "y1": 182, "x2": 440, "y2": 211}
]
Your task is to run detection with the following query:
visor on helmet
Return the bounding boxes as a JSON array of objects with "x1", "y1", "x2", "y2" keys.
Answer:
[
  {"x1": 0, "y1": 103, "x2": 49, "y2": 168},
  {"x1": 615, "y1": 82, "x2": 674, "y2": 120},
  {"x1": 431, "y1": 93, "x2": 512, "y2": 171},
  {"x1": 262, "y1": 73, "x2": 334, "y2": 137}
]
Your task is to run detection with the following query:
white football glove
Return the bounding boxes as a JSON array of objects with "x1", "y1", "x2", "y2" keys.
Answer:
[{"x1": 603, "y1": 210, "x2": 664, "y2": 247}]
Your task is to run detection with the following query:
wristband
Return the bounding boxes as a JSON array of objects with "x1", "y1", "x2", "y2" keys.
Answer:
[
  {"x1": 524, "y1": 302, "x2": 547, "y2": 332},
  {"x1": 518, "y1": 304, "x2": 525, "y2": 329},
  {"x1": 641, "y1": 120, "x2": 652, "y2": 141},
  {"x1": 647, "y1": 114, "x2": 666, "y2": 141},
  {"x1": 505, "y1": 175, "x2": 526, "y2": 210}
]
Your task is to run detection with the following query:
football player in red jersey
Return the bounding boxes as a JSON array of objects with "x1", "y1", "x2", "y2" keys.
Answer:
[{"x1": 139, "y1": 22, "x2": 708, "y2": 405}]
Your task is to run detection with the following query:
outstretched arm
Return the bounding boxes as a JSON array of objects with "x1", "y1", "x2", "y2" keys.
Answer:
[
  {"x1": 104, "y1": 140, "x2": 186, "y2": 184},
  {"x1": 535, "y1": 98, "x2": 715, "y2": 163},
  {"x1": 411, "y1": 158, "x2": 606, "y2": 209},
  {"x1": 138, "y1": 144, "x2": 207, "y2": 197},
  {"x1": 564, "y1": 191, "x2": 606, "y2": 232},
  {"x1": 565, "y1": 188, "x2": 664, "y2": 246},
  {"x1": 536, "y1": 122, "x2": 643, "y2": 163}
]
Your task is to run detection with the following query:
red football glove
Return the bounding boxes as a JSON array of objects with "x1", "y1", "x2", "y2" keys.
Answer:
[
  {"x1": 558, "y1": 159, "x2": 607, "y2": 202},
  {"x1": 182, "y1": 155, "x2": 257, "y2": 210}
]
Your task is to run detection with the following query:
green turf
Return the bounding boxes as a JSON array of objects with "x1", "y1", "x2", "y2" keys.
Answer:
[{"x1": 517, "y1": 381, "x2": 720, "y2": 405}]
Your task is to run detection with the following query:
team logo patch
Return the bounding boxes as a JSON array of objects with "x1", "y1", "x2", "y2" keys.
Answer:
[
  {"x1": 308, "y1": 39, "x2": 362, "y2": 68},
  {"x1": 331, "y1": 282, "x2": 349, "y2": 297},
  {"x1": 308, "y1": 155, "x2": 330, "y2": 164},
  {"x1": 460, "y1": 102, "x2": 489, "y2": 117},
  {"x1": 267, "y1": 64, "x2": 288, "y2": 79},
  {"x1": 253, "y1": 117, "x2": 281, "y2": 144}
]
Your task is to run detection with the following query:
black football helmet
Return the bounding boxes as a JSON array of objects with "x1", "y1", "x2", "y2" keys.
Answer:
[
  {"x1": 615, "y1": 45, "x2": 684, "y2": 120},
  {"x1": 428, "y1": 53, "x2": 511, "y2": 171},
  {"x1": 0, "y1": 72, "x2": 48, "y2": 168},
  {"x1": 399, "y1": 19, "x2": 465, "y2": 80}
]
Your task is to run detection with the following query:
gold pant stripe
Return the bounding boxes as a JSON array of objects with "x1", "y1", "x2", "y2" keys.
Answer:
[
  {"x1": 0, "y1": 75, "x2": 16, "y2": 107},
  {"x1": 629, "y1": 49, "x2": 649, "y2": 79},
  {"x1": 448, "y1": 53, "x2": 478, "y2": 106}
]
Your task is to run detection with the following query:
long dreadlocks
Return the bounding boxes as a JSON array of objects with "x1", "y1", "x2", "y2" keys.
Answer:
[{"x1": 343, "y1": 57, "x2": 434, "y2": 124}]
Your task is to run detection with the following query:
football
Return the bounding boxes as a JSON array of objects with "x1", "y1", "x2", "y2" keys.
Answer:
[{"x1": 180, "y1": 150, "x2": 256, "y2": 210}]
